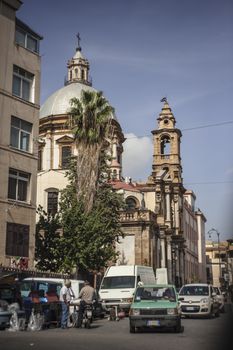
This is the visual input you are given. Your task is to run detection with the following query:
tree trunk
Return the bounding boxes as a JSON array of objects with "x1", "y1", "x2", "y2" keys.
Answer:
[{"x1": 76, "y1": 142, "x2": 102, "y2": 212}]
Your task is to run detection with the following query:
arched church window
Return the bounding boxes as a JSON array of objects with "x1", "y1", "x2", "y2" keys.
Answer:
[
  {"x1": 61, "y1": 145, "x2": 72, "y2": 168},
  {"x1": 81, "y1": 69, "x2": 85, "y2": 80},
  {"x1": 160, "y1": 136, "x2": 170, "y2": 155},
  {"x1": 70, "y1": 71, "x2": 72, "y2": 80},
  {"x1": 75, "y1": 68, "x2": 78, "y2": 77},
  {"x1": 126, "y1": 197, "x2": 138, "y2": 210}
]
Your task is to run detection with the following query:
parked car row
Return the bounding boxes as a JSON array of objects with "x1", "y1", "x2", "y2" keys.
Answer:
[{"x1": 128, "y1": 282, "x2": 226, "y2": 334}]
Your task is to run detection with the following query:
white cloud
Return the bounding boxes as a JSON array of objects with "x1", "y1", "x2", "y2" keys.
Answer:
[{"x1": 122, "y1": 133, "x2": 153, "y2": 182}]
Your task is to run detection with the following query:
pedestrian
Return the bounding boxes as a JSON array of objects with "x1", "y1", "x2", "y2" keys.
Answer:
[
  {"x1": 77, "y1": 280, "x2": 96, "y2": 327},
  {"x1": 59, "y1": 279, "x2": 75, "y2": 329}
]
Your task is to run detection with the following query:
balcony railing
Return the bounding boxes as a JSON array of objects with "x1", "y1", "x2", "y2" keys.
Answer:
[{"x1": 119, "y1": 210, "x2": 156, "y2": 223}]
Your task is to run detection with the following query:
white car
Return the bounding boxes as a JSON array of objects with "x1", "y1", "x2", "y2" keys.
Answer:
[
  {"x1": 178, "y1": 283, "x2": 219, "y2": 318},
  {"x1": 213, "y1": 286, "x2": 225, "y2": 313}
]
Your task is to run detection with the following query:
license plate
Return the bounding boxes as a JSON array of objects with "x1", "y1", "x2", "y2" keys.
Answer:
[
  {"x1": 147, "y1": 320, "x2": 160, "y2": 326},
  {"x1": 186, "y1": 307, "x2": 194, "y2": 311}
]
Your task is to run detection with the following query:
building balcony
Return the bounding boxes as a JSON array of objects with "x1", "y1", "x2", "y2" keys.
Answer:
[{"x1": 119, "y1": 209, "x2": 156, "y2": 223}]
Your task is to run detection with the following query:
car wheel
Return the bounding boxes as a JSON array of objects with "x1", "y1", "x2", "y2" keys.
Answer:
[
  {"x1": 174, "y1": 319, "x2": 182, "y2": 333},
  {"x1": 208, "y1": 306, "x2": 215, "y2": 318},
  {"x1": 129, "y1": 323, "x2": 136, "y2": 333}
]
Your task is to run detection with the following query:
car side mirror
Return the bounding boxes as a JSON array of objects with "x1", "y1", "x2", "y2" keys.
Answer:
[{"x1": 178, "y1": 297, "x2": 184, "y2": 301}]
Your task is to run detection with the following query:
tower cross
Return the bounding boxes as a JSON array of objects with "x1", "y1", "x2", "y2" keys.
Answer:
[{"x1": 76, "y1": 33, "x2": 81, "y2": 50}]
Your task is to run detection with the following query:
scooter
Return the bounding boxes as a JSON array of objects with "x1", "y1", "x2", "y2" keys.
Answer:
[{"x1": 82, "y1": 303, "x2": 93, "y2": 328}]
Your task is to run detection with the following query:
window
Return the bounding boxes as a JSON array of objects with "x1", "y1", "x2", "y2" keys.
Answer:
[
  {"x1": 12, "y1": 65, "x2": 34, "y2": 102},
  {"x1": 47, "y1": 191, "x2": 58, "y2": 216},
  {"x1": 8, "y1": 169, "x2": 30, "y2": 202},
  {"x1": 160, "y1": 136, "x2": 171, "y2": 155},
  {"x1": 6, "y1": 222, "x2": 29, "y2": 257},
  {"x1": 101, "y1": 276, "x2": 135, "y2": 289},
  {"x1": 126, "y1": 197, "x2": 137, "y2": 210},
  {"x1": 10, "y1": 116, "x2": 32, "y2": 152},
  {"x1": 61, "y1": 146, "x2": 71, "y2": 168},
  {"x1": 38, "y1": 149, "x2": 43, "y2": 171},
  {"x1": 112, "y1": 169, "x2": 117, "y2": 180},
  {"x1": 15, "y1": 27, "x2": 39, "y2": 53}
]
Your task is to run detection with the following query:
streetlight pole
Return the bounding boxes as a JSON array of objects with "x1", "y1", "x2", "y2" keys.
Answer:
[{"x1": 207, "y1": 228, "x2": 221, "y2": 285}]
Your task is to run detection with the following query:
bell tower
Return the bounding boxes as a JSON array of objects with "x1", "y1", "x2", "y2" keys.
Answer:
[{"x1": 151, "y1": 98, "x2": 183, "y2": 184}]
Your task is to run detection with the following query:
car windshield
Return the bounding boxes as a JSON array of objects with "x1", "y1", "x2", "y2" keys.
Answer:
[
  {"x1": 179, "y1": 286, "x2": 209, "y2": 296},
  {"x1": 101, "y1": 276, "x2": 135, "y2": 289},
  {"x1": 134, "y1": 287, "x2": 176, "y2": 302}
]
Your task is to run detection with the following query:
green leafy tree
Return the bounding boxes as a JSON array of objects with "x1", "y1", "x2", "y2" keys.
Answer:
[
  {"x1": 35, "y1": 206, "x2": 63, "y2": 272},
  {"x1": 58, "y1": 157, "x2": 125, "y2": 275},
  {"x1": 69, "y1": 90, "x2": 114, "y2": 213}
]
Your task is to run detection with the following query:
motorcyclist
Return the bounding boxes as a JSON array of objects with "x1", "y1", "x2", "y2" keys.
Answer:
[{"x1": 77, "y1": 280, "x2": 96, "y2": 327}]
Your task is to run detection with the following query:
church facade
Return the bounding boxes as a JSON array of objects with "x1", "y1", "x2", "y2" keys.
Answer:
[{"x1": 37, "y1": 40, "x2": 207, "y2": 286}]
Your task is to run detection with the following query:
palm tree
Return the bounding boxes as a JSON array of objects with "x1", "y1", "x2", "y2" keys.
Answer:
[{"x1": 69, "y1": 90, "x2": 114, "y2": 212}]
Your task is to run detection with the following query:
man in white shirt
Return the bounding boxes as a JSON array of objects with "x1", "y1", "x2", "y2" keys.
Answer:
[{"x1": 59, "y1": 279, "x2": 74, "y2": 329}]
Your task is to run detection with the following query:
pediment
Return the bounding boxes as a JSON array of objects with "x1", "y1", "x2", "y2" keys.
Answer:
[{"x1": 56, "y1": 135, "x2": 74, "y2": 144}]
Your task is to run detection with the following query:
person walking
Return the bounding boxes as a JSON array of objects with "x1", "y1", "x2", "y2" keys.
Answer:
[
  {"x1": 77, "y1": 280, "x2": 96, "y2": 328},
  {"x1": 59, "y1": 279, "x2": 75, "y2": 329}
]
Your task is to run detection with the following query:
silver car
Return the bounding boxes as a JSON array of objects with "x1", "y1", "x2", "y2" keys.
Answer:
[{"x1": 178, "y1": 283, "x2": 219, "y2": 318}]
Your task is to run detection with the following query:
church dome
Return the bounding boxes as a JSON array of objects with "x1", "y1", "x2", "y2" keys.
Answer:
[
  {"x1": 40, "y1": 36, "x2": 117, "y2": 121},
  {"x1": 40, "y1": 82, "x2": 96, "y2": 119}
]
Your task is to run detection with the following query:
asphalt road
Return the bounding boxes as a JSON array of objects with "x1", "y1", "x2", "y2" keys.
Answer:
[{"x1": 0, "y1": 304, "x2": 232, "y2": 350}]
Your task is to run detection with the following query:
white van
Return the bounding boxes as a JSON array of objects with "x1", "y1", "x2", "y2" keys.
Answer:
[
  {"x1": 20, "y1": 277, "x2": 84, "y2": 300},
  {"x1": 99, "y1": 265, "x2": 156, "y2": 312}
]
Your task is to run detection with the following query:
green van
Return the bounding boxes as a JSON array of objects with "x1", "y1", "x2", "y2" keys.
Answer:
[{"x1": 129, "y1": 284, "x2": 182, "y2": 333}]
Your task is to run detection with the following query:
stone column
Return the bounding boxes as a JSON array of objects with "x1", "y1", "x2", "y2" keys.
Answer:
[
  {"x1": 165, "y1": 186, "x2": 171, "y2": 224},
  {"x1": 179, "y1": 248, "x2": 184, "y2": 286},
  {"x1": 45, "y1": 132, "x2": 52, "y2": 170},
  {"x1": 160, "y1": 237, "x2": 166, "y2": 268}
]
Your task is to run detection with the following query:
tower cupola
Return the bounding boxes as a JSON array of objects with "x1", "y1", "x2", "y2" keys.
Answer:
[
  {"x1": 66, "y1": 33, "x2": 92, "y2": 86},
  {"x1": 157, "y1": 97, "x2": 176, "y2": 130},
  {"x1": 150, "y1": 98, "x2": 183, "y2": 184}
]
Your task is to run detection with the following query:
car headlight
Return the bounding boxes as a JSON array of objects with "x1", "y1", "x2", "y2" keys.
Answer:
[
  {"x1": 167, "y1": 308, "x2": 177, "y2": 315},
  {"x1": 129, "y1": 308, "x2": 140, "y2": 316},
  {"x1": 200, "y1": 298, "x2": 209, "y2": 303}
]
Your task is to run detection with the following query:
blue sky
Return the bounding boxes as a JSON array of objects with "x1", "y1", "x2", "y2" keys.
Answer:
[{"x1": 18, "y1": 0, "x2": 233, "y2": 240}]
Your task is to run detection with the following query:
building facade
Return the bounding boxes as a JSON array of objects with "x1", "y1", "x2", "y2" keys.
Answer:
[
  {"x1": 0, "y1": 0, "x2": 42, "y2": 268},
  {"x1": 206, "y1": 240, "x2": 233, "y2": 288}
]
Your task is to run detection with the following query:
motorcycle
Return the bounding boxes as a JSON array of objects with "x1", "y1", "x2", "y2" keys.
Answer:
[{"x1": 82, "y1": 303, "x2": 93, "y2": 328}]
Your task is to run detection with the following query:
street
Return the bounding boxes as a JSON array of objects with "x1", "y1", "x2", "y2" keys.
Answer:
[{"x1": 0, "y1": 304, "x2": 232, "y2": 350}]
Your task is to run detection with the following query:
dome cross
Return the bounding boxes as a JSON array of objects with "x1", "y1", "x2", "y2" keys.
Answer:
[{"x1": 76, "y1": 32, "x2": 81, "y2": 51}]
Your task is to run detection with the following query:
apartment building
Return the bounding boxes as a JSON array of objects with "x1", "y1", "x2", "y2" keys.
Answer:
[
  {"x1": 0, "y1": 0, "x2": 42, "y2": 268},
  {"x1": 183, "y1": 191, "x2": 207, "y2": 283}
]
